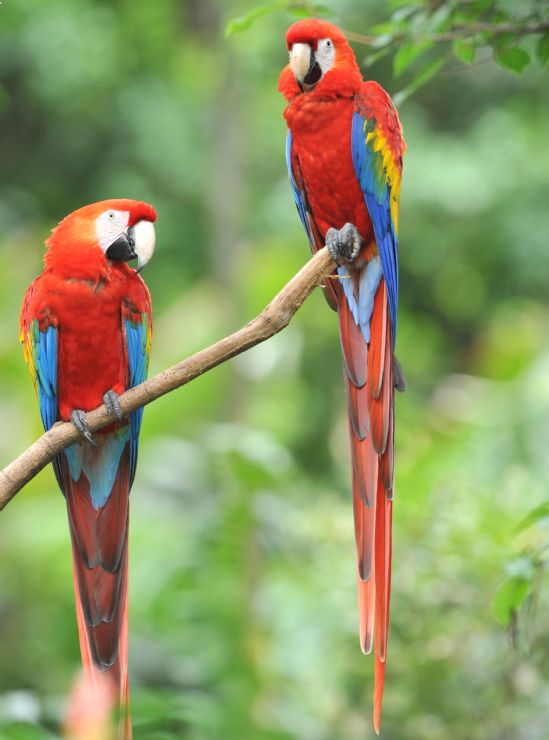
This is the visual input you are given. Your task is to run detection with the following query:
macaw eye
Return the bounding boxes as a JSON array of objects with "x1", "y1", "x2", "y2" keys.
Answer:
[
  {"x1": 326, "y1": 39, "x2": 332, "y2": 47},
  {"x1": 107, "y1": 211, "x2": 116, "y2": 220}
]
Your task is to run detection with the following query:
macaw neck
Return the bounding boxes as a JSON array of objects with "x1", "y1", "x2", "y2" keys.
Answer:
[
  {"x1": 44, "y1": 243, "x2": 125, "y2": 284},
  {"x1": 279, "y1": 59, "x2": 363, "y2": 103},
  {"x1": 284, "y1": 89, "x2": 354, "y2": 133}
]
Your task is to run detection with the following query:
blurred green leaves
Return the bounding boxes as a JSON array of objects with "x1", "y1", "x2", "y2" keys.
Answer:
[
  {"x1": 225, "y1": 1, "x2": 331, "y2": 37},
  {"x1": 495, "y1": 46, "x2": 531, "y2": 73},
  {"x1": 538, "y1": 32, "x2": 549, "y2": 64},
  {"x1": 228, "y1": 0, "x2": 549, "y2": 102},
  {"x1": 453, "y1": 39, "x2": 476, "y2": 64},
  {"x1": 493, "y1": 575, "x2": 531, "y2": 628},
  {"x1": 1, "y1": 0, "x2": 549, "y2": 738}
]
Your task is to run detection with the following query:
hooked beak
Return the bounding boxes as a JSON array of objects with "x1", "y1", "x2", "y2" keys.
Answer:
[
  {"x1": 105, "y1": 220, "x2": 156, "y2": 272},
  {"x1": 105, "y1": 230, "x2": 137, "y2": 262},
  {"x1": 290, "y1": 43, "x2": 322, "y2": 89},
  {"x1": 131, "y1": 220, "x2": 156, "y2": 273}
]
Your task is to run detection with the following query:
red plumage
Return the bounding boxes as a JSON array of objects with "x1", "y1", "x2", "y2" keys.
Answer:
[
  {"x1": 21, "y1": 199, "x2": 156, "y2": 738},
  {"x1": 280, "y1": 19, "x2": 405, "y2": 732}
]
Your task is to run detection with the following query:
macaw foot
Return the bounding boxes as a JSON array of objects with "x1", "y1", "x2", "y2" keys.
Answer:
[
  {"x1": 103, "y1": 390, "x2": 123, "y2": 421},
  {"x1": 325, "y1": 222, "x2": 363, "y2": 265},
  {"x1": 71, "y1": 409, "x2": 97, "y2": 446}
]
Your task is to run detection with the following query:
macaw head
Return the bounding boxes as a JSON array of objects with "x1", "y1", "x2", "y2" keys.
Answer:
[
  {"x1": 45, "y1": 199, "x2": 157, "y2": 280},
  {"x1": 279, "y1": 19, "x2": 362, "y2": 100}
]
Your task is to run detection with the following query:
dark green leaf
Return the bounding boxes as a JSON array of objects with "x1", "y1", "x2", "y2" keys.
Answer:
[
  {"x1": 493, "y1": 577, "x2": 530, "y2": 627},
  {"x1": 537, "y1": 32, "x2": 549, "y2": 65},
  {"x1": 493, "y1": 32, "x2": 520, "y2": 51},
  {"x1": 393, "y1": 56, "x2": 445, "y2": 105},
  {"x1": 453, "y1": 40, "x2": 475, "y2": 64},
  {"x1": 495, "y1": 46, "x2": 530, "y2": 74},
  {"x1": 393, "y1": 40, "x2": 432, "y2": 77}
]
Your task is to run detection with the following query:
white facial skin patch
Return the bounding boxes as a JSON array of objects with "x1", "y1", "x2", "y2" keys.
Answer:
[
  {"x1": 315, "y1": 38, "x2": 335, "y2": 76},
  {"x1": 96, "y1": 209, "x2": 130, "y2": 252}
]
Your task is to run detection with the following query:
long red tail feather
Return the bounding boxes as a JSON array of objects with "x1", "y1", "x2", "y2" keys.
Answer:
[
  {"x1": 339, "y1": 279, "x2": 394, "y2": 733},
  {"x1": 60, "y1": 441, "x2": 132, "y2": 739}
]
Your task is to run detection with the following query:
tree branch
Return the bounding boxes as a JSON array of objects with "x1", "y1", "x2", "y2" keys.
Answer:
[
  {"x1": 0, "y1": 247, "x2": 336, "y2": 510},
  {"x1": 345, "y1": 19, "x2": 549, "y2": 46}
]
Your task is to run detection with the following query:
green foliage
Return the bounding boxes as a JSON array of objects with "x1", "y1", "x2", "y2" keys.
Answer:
[
  {"x1": 393, "y1": 40, "x2": 432, "y2": 77},
  {"x1": 228, "y1": 0, "x2": 548, "y2": 100},
  {"x1": 453, "y1": 40, "x2": 476, "y2": 64},
  {"x1": 1, "y1": 0, "x2": 549, "y2": 738},
  {"x1": 225, "y1": 1, "x2": 330, "y2": 37},
  {"x1": 392, "y1": 57, "x2": 446, "y2": 106},
  {"x1": 537, "y1": 32, "x2": 549, "y2": 64},
  {"x1": 495, "y1": 46, "x2": 531, "y2": 73},
  {"x1": 493, "y1": 576, "x2": 531, "y2": 628}
]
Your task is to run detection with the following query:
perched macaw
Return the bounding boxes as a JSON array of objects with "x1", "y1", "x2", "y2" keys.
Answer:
[
  {"x1": 20, "y1": 199, "x2": 157, "y2": 738},
  {"x1": 279, "y1": 19, "x2": 406, "y2": 731}
]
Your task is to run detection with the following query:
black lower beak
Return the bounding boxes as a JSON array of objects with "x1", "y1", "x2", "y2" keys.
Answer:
[
  {"x1": 303, "y1": 51, "x2": 322, "y2": 87},
  {"x1": 105, "y1": 229, "x2": 136, "y2": 262}
]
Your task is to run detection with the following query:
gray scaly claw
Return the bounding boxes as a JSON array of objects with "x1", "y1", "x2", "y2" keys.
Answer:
[
  {"x1": 325, "y1": 222, "x2": 363, "y2": 265},
  {"x1": 71, "y1": 409, "x2": 97, "y2": 446},
  {"x1": 103, "y1": 390, "x2": 123, "y2": 421}
]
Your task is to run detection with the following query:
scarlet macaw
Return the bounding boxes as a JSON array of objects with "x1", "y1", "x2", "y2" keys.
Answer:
[
  {"x1": 20, "y1": 199, "x2": 157, "y2": 738},
  {"x1": 279, "y1": 19, "x2": 406, "y2": 731}
]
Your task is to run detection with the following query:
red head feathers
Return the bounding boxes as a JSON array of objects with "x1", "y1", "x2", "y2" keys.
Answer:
[
  {"x1": 279, "y1": 19, "x2": 362, "y2": 100},
  {"x1": 44, "y1": 199, "x2": 157, "y2": 280}
]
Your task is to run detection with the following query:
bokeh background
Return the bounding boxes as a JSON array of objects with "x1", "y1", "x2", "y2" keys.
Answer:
[{"x1": 1, "y1": 0, "x2": 549, "y2": 738}]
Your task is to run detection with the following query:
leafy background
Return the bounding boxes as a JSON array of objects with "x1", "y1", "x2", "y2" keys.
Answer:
[{"x1": 1, "y1": 0, "x2": 549, "y2": 737}]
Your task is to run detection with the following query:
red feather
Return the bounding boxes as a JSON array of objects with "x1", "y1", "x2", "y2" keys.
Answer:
[
  {"x1": 342, "y1": 282, "x2": 395, "y2": 729},
  {"x1": 281, "y1": 22, "x2": 404, "y2": 719},
  {"x1": 20, "y1": 200, "x2": 155, "y2": 739}
]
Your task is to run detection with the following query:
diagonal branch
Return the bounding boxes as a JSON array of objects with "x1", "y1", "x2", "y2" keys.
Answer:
[
  {"x1": 345, "y1": 19, "x2": 549, "y2": 46},
  {"x1": 0, "y1": 248, "x2": 336, "y2": 510}
]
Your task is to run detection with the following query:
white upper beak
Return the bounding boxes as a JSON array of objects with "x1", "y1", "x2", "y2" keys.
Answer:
[
  {"x1": 132, "y1": 220, "x2": 156, "y2": 272},
  {"x1": 290, "y1": 43, "x2": 312, "y2": 83}
]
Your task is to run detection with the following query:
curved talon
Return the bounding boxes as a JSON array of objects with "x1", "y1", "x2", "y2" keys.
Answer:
[
  {"x1": 325, "y1": 222, "x2": 363, "y2": 265},
  {"x1": 71, "y1": 409, "x2": 97, "y2": 446},
  {"x1": 103, "y1": 390, "x2": 123, "y2": 421}
]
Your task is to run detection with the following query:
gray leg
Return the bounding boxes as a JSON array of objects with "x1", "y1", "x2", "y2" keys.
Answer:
[
  {"x1": 325, "y1": 222, "x2": 363, "y2": 265},
  {"x1": 103, "y1": 390, "x2": 123, "y2": 421},
  {"x1": 71, "y1": 409, "x2": 97, "y2": 446}
]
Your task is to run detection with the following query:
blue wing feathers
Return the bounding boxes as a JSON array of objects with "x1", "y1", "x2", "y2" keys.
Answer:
[
  {"x1": 287, "y1": 118, "x2": 398, "y2": 346},
  {"x1": 286, "y1": 131, "x2": 315, "y2": 252},
  {"x1": 351, "y1": 111, "x2": 399, "y2": 342},
  {"x1": 26, "y1": 308, "x2": 149, "y2": 507},
  {"x1": 33, "y1": 323, "x2": 58, "y2": 432},
  {"x1": 124, "y1": 316, "x2": 149, "y2": 483}
]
